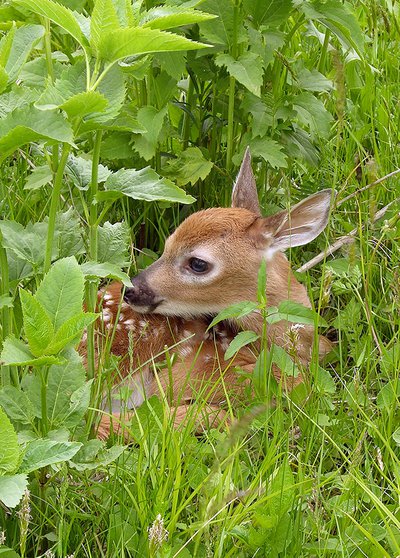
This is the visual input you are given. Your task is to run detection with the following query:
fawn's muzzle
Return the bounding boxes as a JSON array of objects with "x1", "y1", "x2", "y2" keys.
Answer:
[{"x1": 123, "y1": 274, "x2": 163, "y2": 312}]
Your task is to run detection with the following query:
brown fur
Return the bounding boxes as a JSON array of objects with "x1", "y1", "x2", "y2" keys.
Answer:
[{"x1": 80, "y1": 151, "x2": 334, "y2": 440}]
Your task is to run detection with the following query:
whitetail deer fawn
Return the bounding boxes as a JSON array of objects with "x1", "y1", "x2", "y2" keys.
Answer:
[{"x1": 87, "y1": 149, "x2": 333, "y2": 439}]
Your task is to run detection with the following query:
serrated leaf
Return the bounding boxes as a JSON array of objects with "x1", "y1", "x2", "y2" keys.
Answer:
[
  {"x1": 0, "y1": 87, "x2": 39, "y2": 117},
  {"x1": 0, "y1": 295, "x2": 13, "y2": 309},
  {"x1": 292, "y1": 92, "x2": 332, "y2": 138},
  {"x1": 3, "y1": 24, "x2": 45, "y2": 85},
  {"x1": 20, "y1": 289, "x2": 55, "y2": 357},
  {"x1": 35, "y1": 257, "x2": 84, "y2": 330},
  {"x1": 91, "y1": 0, "x2": 120, "y2": 54},
  {"x1": 45, "y1": 312, "x2": 98, "y2": 355},
  {"x1": 66, "y1": 154, "x2": 111, "y2": 190},
  {"x1": 0, "y1": 104, "x2": 74, "y2": 162},
  {"x1": 133, "y1": 105, "x2": 167, "y2": 160},
  {"x1": 61, "y1": 90, "x2": 108, "y2": 118},
  {"x1": 99, "y1": 167, "x2": 195, "y2": 204},
  {"x1": 0, "y1": 386, "x2": 35, "y2": 424},
  {"x1": 24, "y1": 164, "x2": 53, "y2": 190},
  {"x1": 164, "y1": 147, "x2": 213, "y2": 186},
  {"x1": 140, "y1": 6, "x2": 216, "y2": 30},
  {"x1": 81, "y1": 261, "x2": 131, "y2": 287},
  {"x1": 225, "y1": 331, "x2": 259, "y2": 360},
  {"x1": 250, "y1": 137, "x2": 288, "y2": 169},
  {"x1": 0, "y1": 407, "x2": 20, "y2": 474},
  {"x1": 290, "y1": 67, "x2": 333, "y2": 92},
  {"x1": 209, "y1": 301, "x2": 259, "y2": 328},
  {"x1": 215, "y1": 52, "x2": 263, "y2": 97},
  {"x1": 200, "y1": 0, "x2": 246, "y2": 48},
  {"x1": 0, "y1": 336, "x2": 62, "y2": 366},
  {"x1": 82, "y1": 65, "x2": 126, "y2": 129},
  {"x1": 55, "y1": 208, "x2": 85, "y2": 258},
  {"x1": 243, "y1": 0, "x2": 292, "y2": 28},
  {"x1": 15, "y1": 0, "x2": 87, "y2": 48},
  {"x1": 19, "y1": 439, "x2": 82, "y2": 473},
  {"x1": 98, "y1": 221, "x2": 130, "y2": 267},
  {"x1": 98, "y1": 27, "x2": 208, "y2": 63},
  {"x1": 314, "y1": 366, "x2": 336, "y2": 394},
  {"x1": 0, "y1": 474, "x2": 28, "y2": 508},
  {"x1": 0, "y1": 220, "x2": 49, "y2": 267}
]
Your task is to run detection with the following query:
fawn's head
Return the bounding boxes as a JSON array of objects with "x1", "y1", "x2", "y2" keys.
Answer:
[{"x1": 124, "y1": 149, "x2": 333, "y2": 317}]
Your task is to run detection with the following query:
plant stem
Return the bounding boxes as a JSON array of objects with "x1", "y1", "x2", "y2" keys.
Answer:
[
  {"x1": 86, "y1": 130, "x2": 103, "y2": 380},
  {"x1": 44, "y1": 143, "x2": 71, "y2": 273},
  {"x1": 0, "y1": 229, "x2": 11, "y2": 386},
  {"x1": 40, "y1": 366, "x2": 49, "y2": 436}
]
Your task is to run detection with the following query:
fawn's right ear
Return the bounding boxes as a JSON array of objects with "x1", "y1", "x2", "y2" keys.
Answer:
[
  {"x1": 248, "y1": 189, "x2": 334, "y2": 256},
  {"x1": 231, "y1": 147, "x2": 261, "y2": 215}
]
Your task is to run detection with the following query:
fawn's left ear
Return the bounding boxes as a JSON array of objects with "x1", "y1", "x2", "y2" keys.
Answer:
[
  {"x1": 248, "y1": 189, "x2": 334, "y2": 255},
  {"x1": 231, "y1": 147, "x2": 261, "y2": 215}
]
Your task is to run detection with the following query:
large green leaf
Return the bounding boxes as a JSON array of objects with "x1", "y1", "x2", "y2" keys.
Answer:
[
  {"x1": 3, "y1": 24, "x2": 45, "y2": 85},
  {"x1": 243, "y1": 0, "x2": 292, "y2": 28},
  {"x1": 133, "y1": 105, "x2": 167, "y2": 160},
  {"x1": 98, "y1": 27, "x2": 208, "y2": 63},
  {"x1": 164, "y1": 147, "x2": 213, "y2": 186},
  {"x1": 0, "y1": 336, "x2": 62, "y2": 366},
  {"x1": 97, "y1": 221, "x2": 130, "y2": 267},
  {"x1": 0, "y1": 105, "x2": 74, "y2": 162},
  {"x1": 140, "y1": 6, "x2": 216, "y2": 30},
  {"x1": 35, "y1": 257, "x2": 84, "y2": 330},
  {"x1": 0, "y1": 386, "x2": 35, "y2": 424},
  {"x1": 80, "y1": 262, "x2": 132, "y2": 286},
  {"x1": 225, "y1": 331, "x2": 259, "y2": 360},
  {"x1": 45, "y1": 312, "x2": 97, "y2": 355},
  {"x1": 249, "y1": 138, "x2": 288, "y2": 169},
  {"x1": 0, "y1": 407, "x2": 20, "y2": 474},
  {"x1": 274, "y1": 300, "x2": 328, "y2": 327},
  {"x1": 90, "y1": 0, "x2": 120, "y2": 54},
  {"x1": 66, "y1": 154, "x2": 111, "y2": 190},
  {"x1": 19, "y1": 439, "x2": 82, "y2": 473},
  {"x1": 99, "y1": 167, "x2": 195, "y2": 204},
  {"x1": 0, "y1": 474, "x2": 28, "y2": 508},
  {"x1": 15, "y1": 0, "x2": 87, "y2": 48},
  {"x1": 215, "y1": 52, "x2": 264, "y2": 97},
  {"x1": 200, "y1": 0, "x2": 246, "y2": 48},
  {"x1": 19, "y1": 289, "x2": 55, "y2": 357}
]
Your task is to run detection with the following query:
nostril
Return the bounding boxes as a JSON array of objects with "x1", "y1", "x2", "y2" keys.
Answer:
[{"x1": 123, "y1": 286, "x2": 136, "y2": 303}]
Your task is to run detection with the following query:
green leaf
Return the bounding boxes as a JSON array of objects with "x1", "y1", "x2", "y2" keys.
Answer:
[
  {"x1": 292, "y1": 92, "x2": 332, "y2": 138},
  {"x1": 3, "y1": 24, "x2": 45, "y2": 85},
  {"x1": 377, "y1": 381, "x2": 400, "y2": 412},
  {"x1": 0, "y1": 88, "x2": 39, "y2": 117},
  {"x1": 267, "y1": 459, "x2": 295, "y2": 516},
  {"x1": 81, "y1": 261, "x2": 131, "y2": 287},
  {"x1": 15, "y1": 0, "x2": 87, "y2": 48},
  {"x1": 0, "y1": 67, "x2": 9, "y2": 94},
  {"x1": 243, "y1": 0, "x2": 292, "y2": 28},
  {"x1": 19, "y1": 439, "x2": 82, "y2": 473},
  {"x1": 215, "y1": 52, "x2": 264, "y2": 97},
  {"x1": 0, "y1": 386, "x2": 35, "y2": 424},
  {"x1": 98, "y1": 27, "x2": 208, "y2": 63},
  {"x1": 314, "y1": 367, "x2": 336, "y2": 394},
  {"x1": 66, "y1": 154, "x2": 111, "y2": 190},
  {"x1": 133, "y1": 105, "x2": 167, "y2": 160},
  {"x1": 82, "y1": 65, "x2": 126, "y2": 129},
  {"x1": 0, "y1": 336, "x2": 62, "y2": 366},
  {"x1": 99, "y1": 167, "x2": 195, "y2": 204},
  {"x1": 301, "y1": 0, "x2": 364, "y2": 57},
  {"x1": 393, "y1": 428, "x2": 400, "y2": 446},
  {"x1": 45, "y1": 312, "x2": 97, "y2": 355},
  {"x1": 270, "y1": 344, "x2": 300, "y2": 378},
  {"x1": 0, "y1": 474, "x2": 28, "y2": 508},
  {"x1": 164, "y1": 147, "x2": 213, "y2": 186},
  {"x1": 24, "y1": 165, "x2": 53, "y2": 190},
  {"x1": 225, "y1": 331, "x2": 259, "y2": 360},
  {"x1": 209, "y1": 301, "x2": 259, "y2": 328},
  {"x1": 60, "y1": 90, "x2": 108, "y2": 119},
  {"x1": 97, "y1": 221, "x2": 130, "y2": 267},
  {"x1": 69, "y1": 441, "x2": 126, "y2": 470},
  {"x1": 55, "y1": 208, "x2": 85, "y2": 258},
  {"x1": 19, "y1": 289, "x2": 55, "y2": 357},
  {"x1": 0, "y1": 220, "x2": 49, "y2": 267},
  {"x1": 36, "y1": 257, "x2": 84, "y2": 330},
  {"x1": 90, "y1": 0, "x2": 120, "y2": 54},
  {"x1": 0, "y1": 407, "x2": 20, "y2": 474},
  {"x1": 250, "y1": 137, "x2": 288, "y2": 169},
  {"x1": 140, "y1": 6, "x2": 216, "y2": 30},
  {"x1": 0, "y1": 104, "x2": 74, "y2": 162},
  {"x1": 275, "y1": 300, "x2": 328, "y2": 327},
  {"x1": 64, "y1": 380, "x2": 93, "y2": 428},
  {"x1": 290, "y1": 66, "x2": 333, "y2": 92},
  {"x1": 200, "y1": 0, "x2": 246, "y2": 48},
  {"x1": 0, "y1": 295, "x2": 13, "y2": 309}
]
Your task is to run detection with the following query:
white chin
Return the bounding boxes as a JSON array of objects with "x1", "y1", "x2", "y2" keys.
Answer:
[{"x1": 153, "y1": 301, "x2": 221, "y2": 318}]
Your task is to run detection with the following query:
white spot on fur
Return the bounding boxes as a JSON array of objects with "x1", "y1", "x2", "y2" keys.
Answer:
[
  {"x1": 102, "y1": 308, "x2": 112, "y2": 322},
  {"x1": 118, "y1": 314, "x2": 125, "y2": 322},
  {"x1": 103, "y1": 293, "x2": 112, "y2": 301},
  {"x1": 179, "y1": 345, "x2": 193, "y2": 358},
  {"x1": 124, "y1": 318, "x2": 136, "y2": 327},
  {"x1": 139, "y1": 320, "x2": 148, "y2": 329}
]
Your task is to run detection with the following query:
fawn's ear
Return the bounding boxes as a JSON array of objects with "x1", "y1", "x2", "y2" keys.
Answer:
[
  {"x1": 231, "y1": 147, "x2": 261, "y2": 215},
  {"x1": 249, "y1": 190, "x2": 334, "y2": 255}
]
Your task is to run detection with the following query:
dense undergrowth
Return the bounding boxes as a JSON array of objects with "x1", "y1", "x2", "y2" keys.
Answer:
[{"x1": 0, "y1": 0, "x2": 399, "y2": 556}]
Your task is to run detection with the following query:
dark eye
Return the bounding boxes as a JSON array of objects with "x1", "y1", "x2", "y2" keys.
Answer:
[{"x1": 188, "y1": 257, "x2": 209, "y2": 273}]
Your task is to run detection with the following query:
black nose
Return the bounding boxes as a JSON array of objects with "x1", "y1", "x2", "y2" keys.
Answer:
[
  {"x1": 122, "y1": 275, "x2": 159, "y2": 309},
  {"x1": 123, "y1": 285, "x2": 138, "y2": 305}
]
